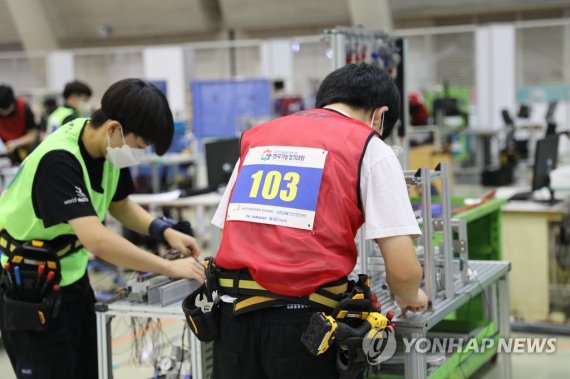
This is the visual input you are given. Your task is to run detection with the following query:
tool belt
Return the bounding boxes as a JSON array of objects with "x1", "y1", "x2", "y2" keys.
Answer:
[
  {"x1": 0, "y1": 230, "x2": 83, "y2": 259},
  {"x1": 0, "y1": 231, "x2": 70, "y2": 331},
  {"x1": 182, "y1": 257, "x2": 365, "y2": 342},
  {"x1": 217, "y1": 270, "x2": 349, "y2": 316}
]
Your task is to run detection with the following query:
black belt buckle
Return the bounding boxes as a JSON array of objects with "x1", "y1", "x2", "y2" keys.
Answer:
[{"x1": 203, "y1": 257, "x2": 220, "y2": 302}]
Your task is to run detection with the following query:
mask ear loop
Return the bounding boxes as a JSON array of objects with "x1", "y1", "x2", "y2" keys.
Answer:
[
  {"x1": 379, "y1": 112, "x2": 385, "y2": 137},
  {"x1": 369, "y1": 109, "x2": 377, "y2": 130},
  {"x1": 108, "y1": 124, "x2": 127, "y2": 148},
  {"x1": 118, "y1": 125, "x2": 127, "y2": 145}
]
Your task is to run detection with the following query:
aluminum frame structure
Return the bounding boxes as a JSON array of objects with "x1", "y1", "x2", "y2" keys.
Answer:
[
  {"x1": 357, "y1": 162, "x2": 458, "y2": 308},
  {"x1": 368, "y1": 261, "x2": 511, "y2": 379}
]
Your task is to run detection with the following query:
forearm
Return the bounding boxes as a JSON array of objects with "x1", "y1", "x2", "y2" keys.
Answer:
[
  {"x1": 90, "y1": 225, "x2": 171, "y2": 275},
  {"x1": 12, "y1": 130, "x2": 38, "y2": 148},
  {"x1": 70, "y1": 216, "x2": 202, "y2": 281},
  {"x1": 376, "y1": 236, "x2": 423, "y2": 301},
  {"x1": 109, "y1": 199, "x2": 154, "y2": 235},
  {"x1": 385, "y1": 265, "x2": 422, "y2": 301}
]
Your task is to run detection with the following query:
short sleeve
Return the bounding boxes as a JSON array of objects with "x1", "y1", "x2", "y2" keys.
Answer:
[
  {"x1": 33, "y1": 150, "x2": 97, "y2": 227},
  {"x1": 211, "y1": 158, "x2": 240, "y2": 229},
  {"x1": 360, "y1": 138, "x2": 421, "y2": 240},
  {"x1": 112, "y1": 168, "x2": 135, "y2": 201}
]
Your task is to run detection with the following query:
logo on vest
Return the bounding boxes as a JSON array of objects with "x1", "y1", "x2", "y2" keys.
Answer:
[
  {"x1": 259, "y1": 148, "x2": 307, "y2": 162},
  {"x1": 64, "y1": 186, "x2": 89, "y2": 205},
  {"x1": 260, "y1": 149, "x2": 272, "y2": 161}
]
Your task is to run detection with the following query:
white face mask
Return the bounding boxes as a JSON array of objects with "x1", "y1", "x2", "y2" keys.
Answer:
[
  {"x1": 105, "y1": 127, "x2": 146, "y2": 168},
  {"x1": 0, "y1": 103, "x2": 15, "y2": 116},
  {"x1": 77, "y1": 101, "x2": 90, "y2": 116}
]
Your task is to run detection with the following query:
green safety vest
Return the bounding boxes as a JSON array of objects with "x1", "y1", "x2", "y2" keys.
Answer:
[
  {"x1": 47, "y1": 106, "x2": 76, "y2": 134},
  {"x1": 0, "y1": 118, "x2": 120, "y2": 286}
]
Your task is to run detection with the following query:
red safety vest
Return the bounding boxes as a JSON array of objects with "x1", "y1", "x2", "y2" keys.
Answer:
[
  {"x1": 215, "y1": 109, "x2": 377, "y2": 296},
  {"x1": 0, "y1": 98, "x2": 27, "y2": 142}
]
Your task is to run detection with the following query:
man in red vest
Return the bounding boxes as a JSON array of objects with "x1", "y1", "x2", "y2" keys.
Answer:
[
  {"x1": 0, "y1": 85, "x2": 39, "y2": 163},
  {"x1": 210, "y1": 63, "x2": 427, "y2": 378}
]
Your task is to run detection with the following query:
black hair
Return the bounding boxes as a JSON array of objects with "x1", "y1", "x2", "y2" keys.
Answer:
[
  {"x1": 273, "y1": 80, "x2": 285, "y2": 91},
  {"x1": 43, "y1": 97, "x2": 58, "y2": 115},
  {"x1": 63, "y1": 80, "x2": 92, "y2": 99},
  {"x1": 0, "y1": 84, "x2": 15, "y2": 109},
  {"x1": 316, "y1": 62, "x2": 400, "y2": 138},
  {"x1": 91, "y1": 79, "x2": 174, "y2": 155}
]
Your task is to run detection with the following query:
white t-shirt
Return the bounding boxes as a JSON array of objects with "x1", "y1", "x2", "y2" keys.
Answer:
[{"x1": 211, "y1": 137, "x2": 421, "y2": 240}]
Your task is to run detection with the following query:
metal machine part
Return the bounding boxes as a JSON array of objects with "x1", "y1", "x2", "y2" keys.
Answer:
[
  {"x1": 148, "y1": 279, "x2": 195, "y2": 307},
  {"x1": 356, "y1": 162, "x2": 470, "y2": 310},
  {"x1": 126, "y1": 274, "x2": 170, "y2": 303}
]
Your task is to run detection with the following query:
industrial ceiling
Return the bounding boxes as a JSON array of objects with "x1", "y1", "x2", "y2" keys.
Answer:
[{"x1": 1, "y1": 0, "x2": 569, "y2": 49}]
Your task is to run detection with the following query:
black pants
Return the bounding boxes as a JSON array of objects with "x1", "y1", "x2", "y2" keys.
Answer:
[
  {"x1": 0, "y1": 272, "x2": 98, "y2": 379},
  {"x1": 213, "y1": 302, "x2": 339, "y2": 379}
]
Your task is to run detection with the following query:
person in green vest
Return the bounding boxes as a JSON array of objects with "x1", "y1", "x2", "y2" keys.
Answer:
[
  {"x1": 0, "y1": 78, "x2": 205, "y2": 379},
  {"x1": 46, "y1": 80, "x2": 93, "y2": 135}
]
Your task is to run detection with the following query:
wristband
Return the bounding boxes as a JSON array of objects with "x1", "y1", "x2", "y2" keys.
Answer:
[{"x1": 149, "y1": 217, "x2": 175, "y2": 243}]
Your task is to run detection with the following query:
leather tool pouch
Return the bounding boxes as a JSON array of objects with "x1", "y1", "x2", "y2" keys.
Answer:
[
  {"x1": 1, "y1": 243, "x2": 62, "y2": 331},
  {"x1": 1, "y1": 291, "x2": 61, "y2": 332},
  {"x1": 182, "y1": 283, "x2": 220, "y2": 342}
]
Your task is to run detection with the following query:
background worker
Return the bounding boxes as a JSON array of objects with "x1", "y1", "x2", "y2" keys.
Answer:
[
  {"x1": 46, "y1": 80, "x2": 93, "y2": 134},
  {"x1": 37, "y1": 97, "x2": 58, "y2": 134},
  {"x1": 0, "y1": 84, "x2": 39, "y2": 163},
  {"x1": 0, "y1": 79, "x2": 205, "y2": 379},
  {"x1": 210, "y1": 62, "x2": 428, "y2": 378}
]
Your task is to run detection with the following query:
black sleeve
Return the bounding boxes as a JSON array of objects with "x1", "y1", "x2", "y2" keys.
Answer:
[
  {"x1": 62, "y1": 114, "x2": 77, "y2": 126},
  {"x1": 112, "y1": 168, "x2": 135, "y2": 201},
  {"x1": 33, "y1": 150, "x2": 97, "y2": 228},
  {"x1": 24, "y1": 104, "x2": 37, "y2": 130}
]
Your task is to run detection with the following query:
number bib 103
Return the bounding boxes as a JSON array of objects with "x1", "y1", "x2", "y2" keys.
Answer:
[{"x1": 227, "y1": 146, "x2": 328, "y2": 230}]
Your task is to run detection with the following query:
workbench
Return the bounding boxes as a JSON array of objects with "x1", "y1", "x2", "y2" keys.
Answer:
[
  {"x1": 501, "y1": 199, "x2": 568, "y2": 321},
  {"x1": 95, "y1": 261, "x2": 510, "y2": 379},
  {"x1": 370, "y1": 261, "x2": 511, "y2": 379},
  {"x1": 95, "y1": 279, "x2": 203, "y2": 379}
]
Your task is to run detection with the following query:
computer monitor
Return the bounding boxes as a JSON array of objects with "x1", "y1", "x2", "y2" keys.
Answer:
[
  {"x1": 204, "y1": 137, "x2": 240, "y2": 189},
  {"x1": 545, "y1": 101, "x2": 558, "y2": 123},
  {"x1": 544, "y1": 102, "x2": 559, "y2": 137},
  {"x1": 532, "y1": 134, "x2": 559, "y2": 194},
  {"x1": 501, "y1": 109, "x2": 515, "y2": 126},
  {"x1": 518, "y1": 104, "x2": 531, "y2": 119},
  {"x1": 508, "y1": 135, "x2": 560, "y2": 202}
]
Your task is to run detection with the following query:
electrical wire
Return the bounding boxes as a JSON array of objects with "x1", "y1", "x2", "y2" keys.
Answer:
[{"x1": 178, "y1": 323, "x2": 188, "y2": 378}]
